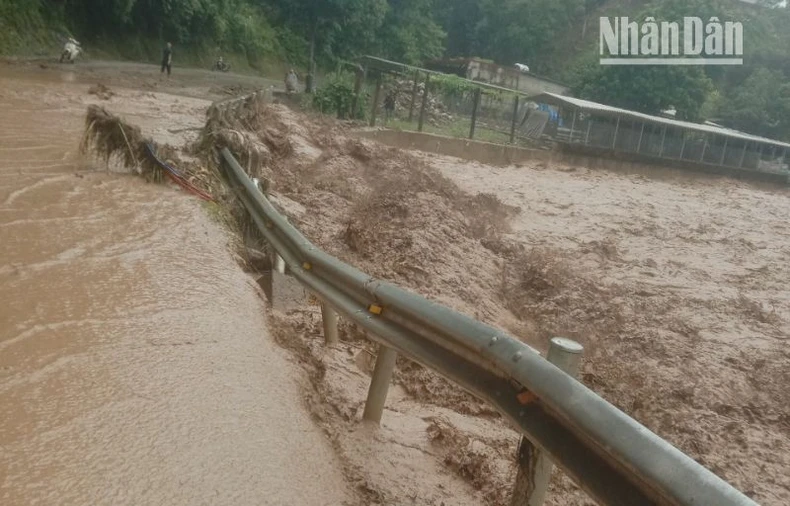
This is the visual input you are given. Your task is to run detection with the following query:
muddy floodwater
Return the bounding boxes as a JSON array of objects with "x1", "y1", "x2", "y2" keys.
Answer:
[{"x1": 0, "y1": 67, "x2": 352, "y2": 505}]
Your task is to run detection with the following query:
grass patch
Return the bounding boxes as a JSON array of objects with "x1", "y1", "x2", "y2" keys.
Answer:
[{"x1": 386, "y1": 117, "x2": 510, "y2": 144}]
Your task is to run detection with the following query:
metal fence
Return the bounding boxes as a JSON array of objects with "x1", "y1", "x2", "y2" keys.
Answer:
[
  {"x1": 359, "y1": 57, "x2": 540, "y2": 148},
  {"x1": 212, "y1": 92, "x2": 759, "y2": 505}
]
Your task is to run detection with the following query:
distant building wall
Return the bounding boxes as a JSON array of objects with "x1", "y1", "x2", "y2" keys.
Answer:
[{"x1": 464, "y1": 59, "x2": 568, "y2": 95}]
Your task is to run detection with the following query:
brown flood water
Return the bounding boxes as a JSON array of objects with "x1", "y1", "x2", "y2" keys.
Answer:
[{"x1": 0, "y1": 69, "x2": 352, "y2": 505}]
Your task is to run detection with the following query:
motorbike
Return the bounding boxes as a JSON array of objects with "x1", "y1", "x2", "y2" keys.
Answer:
[
  {"x1": 213, "y1": 58, "x2": 231, "y2": 72},
  {"x1": 60, "y1": 38, "x2": 81, "y2": 64}
]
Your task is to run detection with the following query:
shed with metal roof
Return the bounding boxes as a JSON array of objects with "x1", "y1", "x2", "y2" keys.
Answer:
[{"x1": 530, "y1": 92, "x2": 789, "y2": 177}]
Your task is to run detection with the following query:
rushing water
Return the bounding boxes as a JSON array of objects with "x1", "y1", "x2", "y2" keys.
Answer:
[{"x1": 0, "y1": 67, "x2": 351, "y2": 505}]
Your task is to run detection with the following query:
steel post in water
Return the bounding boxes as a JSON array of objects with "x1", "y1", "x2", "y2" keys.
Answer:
[
  {"x1": 418, "y1": 74, "x2": 431, "y2": 132},
  {"x1": 510, "y1": 337, "x2": 584, "y2": 506},
  {"x1": 321, "y1": 302, "x2": 339, "y2": 346},
  {"x1": 362, "y1": 344, "x2": 398, "y2": 424}
]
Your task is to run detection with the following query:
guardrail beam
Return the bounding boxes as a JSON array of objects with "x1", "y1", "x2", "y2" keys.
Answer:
[{"x1": 217, "y1": 145, "x2": 760, "y2": 506}]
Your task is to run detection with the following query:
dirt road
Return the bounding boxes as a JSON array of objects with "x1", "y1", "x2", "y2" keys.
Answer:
[{"x1": 0, "y1": 64, "x2": 353, "y2": 505}]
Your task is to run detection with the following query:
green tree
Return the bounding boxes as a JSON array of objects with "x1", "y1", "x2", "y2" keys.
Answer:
[
  {"x1": 572, "y1": 63, "x2": 714, "y2": 121},
  {"x1": 718, "y1": 68, "x2": 790, "y2": 139},
  {"x1": 434, "y1": 0, "x2": 482, "y2": 57},
  {"x1": 378, "y1": 0, "x2": 446, "y2": 65},
  {"x1": 268, "y1": 0, "x2": 388, "y2": 86}
]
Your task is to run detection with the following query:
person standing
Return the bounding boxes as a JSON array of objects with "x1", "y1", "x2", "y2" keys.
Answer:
[
  {"x1": 384, "y1": 90, "x2": 397, "y2": 123},
  {"x1": 285, "y1": 69, "x2": 298, "y2": 94},
  {"x1": 161, "y1": 42, "x2": 173, "y2": 77}
]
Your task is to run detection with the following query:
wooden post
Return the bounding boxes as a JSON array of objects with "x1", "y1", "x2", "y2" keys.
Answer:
[
  {"x1": 351, "y1": 65, "x2": 365, "y2": 119},
  {"x1": 510, "y1": 338, "x2": 584, "y2": 506},
  {"x1": 369, "y1": 73, "x2": 383, "y2": 127},
  {"x1": 418, "y1": 74, "x2": 431, "y2": 132},
  {"x1": 469, "y1": 88, "x2": 482, "y2": 139},
  {"x1": 408, "y1": 71, "x2": 419, "y2": 123},
  {"x1": 510, "y1": 95, "x2": 520, "y2": 144}
]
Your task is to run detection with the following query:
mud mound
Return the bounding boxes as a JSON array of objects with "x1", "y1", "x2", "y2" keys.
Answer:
[
  {"x1": 426, "y1": 418, "x2": 511, "y2": 505},
  {"x1": 211, "y1": 102, "x2": 519, "y2": 324}
]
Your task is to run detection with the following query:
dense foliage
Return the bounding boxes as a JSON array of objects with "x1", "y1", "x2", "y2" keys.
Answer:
[{"x1": 3, "y1": 0, "x2": 790, "y2": 139}]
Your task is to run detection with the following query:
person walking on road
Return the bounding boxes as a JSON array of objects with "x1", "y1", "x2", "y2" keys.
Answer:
[
  {"x1": 161, "y1": 42, "x2": 173, "y2": 77},
  {"x1": 285, "y1": 69, "x2": 298, "y2": 94}
]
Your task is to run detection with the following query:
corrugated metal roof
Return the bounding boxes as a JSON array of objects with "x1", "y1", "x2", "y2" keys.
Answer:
[{"x1": 534, "y1": 92, "x2": 790, "y2": 150}]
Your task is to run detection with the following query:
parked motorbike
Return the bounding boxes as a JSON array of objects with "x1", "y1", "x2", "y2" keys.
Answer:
[
  {"x1": 213, "y1": 57, "x2": 231, "y2": 72},
  {"x1": 60, "y1": 38, "x2": 81, "y2": 64}
]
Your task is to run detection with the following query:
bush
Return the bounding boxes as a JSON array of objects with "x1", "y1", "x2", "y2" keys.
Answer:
[{"x1": 311, "y1": 71, "x2": 368, "y2": 120}]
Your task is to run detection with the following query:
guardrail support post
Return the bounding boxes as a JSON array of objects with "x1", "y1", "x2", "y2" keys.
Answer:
[
  {"x1": 274, "y1": 254, "x2": 286, "y2": 274},
  {"x1": 510, "y1": 337, "x2": 584, "y2": 506},
  {"x1": 321, "y1": 302, "x2": 339, "y2": 346},
  {"x1": 362, "y1": 344, "x2": 398, "y2": 424}
]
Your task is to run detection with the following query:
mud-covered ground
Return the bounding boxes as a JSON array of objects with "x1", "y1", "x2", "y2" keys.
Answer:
[{"x1": 207, "y1": 102, "x2": 789, "y2": 505}]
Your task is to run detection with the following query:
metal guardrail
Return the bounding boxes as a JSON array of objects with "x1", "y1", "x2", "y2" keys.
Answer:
[{"x1": 218, "y1": 145, "x2": 758, "y2": 506}]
